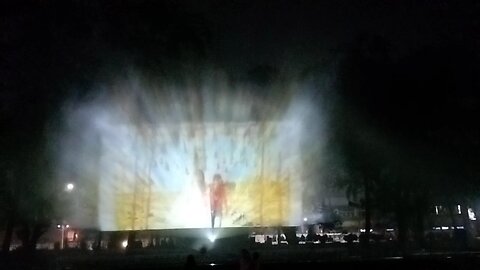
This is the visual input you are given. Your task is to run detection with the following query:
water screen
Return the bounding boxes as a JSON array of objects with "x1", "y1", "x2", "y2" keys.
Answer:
[
  {"x1": 55, "y1": 79, "x2": 321, "y2": 231},
  {"x1": 96, "y1": 121, "x2": 302, "y2": 230}
]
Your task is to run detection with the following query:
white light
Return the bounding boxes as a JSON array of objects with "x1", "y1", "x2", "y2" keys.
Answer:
[
  {"x1": 65, "y1": 224, "x2": 70, "y2": 228},
  {"x1": 207, "y1": 233, "x2": 216, "y2": 243},
  {"x1": 457, "y1": 205, "x2": 462, "y2": 215},
  {"x1": 122, "y1": 240, "x2": 128, "y2": 248},
  {"x1": 435, "y1": 206, "x2": 439, "y2": 215},
  {"x1": 66, "y1": 183, "x2": 74, "y2": 191},
  {"x1": 57, "y1": 224, "x2": 61, "y2": 228},
  {"x1": 441, "y1": 226, "x2": 449, "y2": 230},
  {"x1": 209, "y1": 263, "x2": 216, "y2": 266},
  {"x1": 303, "y1": 217, "x2": 308, "y2": 222},
  {"x1": 386, "y1": 228, "x2": 394, "y2": 232},
  {"x1": 468, "y1": 208, "x2": 476, "y2": 220},
  {"x1": 456, "y1": 226, "x2": 464, "y2": 229}
]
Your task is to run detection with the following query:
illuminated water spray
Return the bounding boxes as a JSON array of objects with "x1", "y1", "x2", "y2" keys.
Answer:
[{"x1": 55, "y1": 74, "x2": 325, "y2": 230}]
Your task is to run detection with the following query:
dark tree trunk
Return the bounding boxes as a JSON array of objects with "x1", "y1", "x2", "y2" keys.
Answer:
[
  {"x1": 363, "y1": 177, "x2": 371, "y2": 247},
  {"x1": 448, "y1": 204, "x2": 457, "y2": 228},
  {"x1": 28, "y1": 223, "x2": 48, "y2": 252},
  {"x1": 396, "y1": 209, "x2": 408, "y2": 255},
  {"x1": 16, "y1": 223, "x2": 31, "y2": 250},
  {"x1": 459, "y1": 201, "x2": 473, "y2": 249},
  {"x1": 95, "y1": 231, "x2": 103, "y2": 250},
  {"x1": 1, "y1": 212, "x2": 15, "y2": 254},
  {"x1": 447, "y1": 204, "x2": 462, "y2": 250},
  {"x1": 14, "y1": 222, "x2": 48, "y2": 253},
  {"x1": 414, "y1": 209, "x2": 426, "y2": 249}
]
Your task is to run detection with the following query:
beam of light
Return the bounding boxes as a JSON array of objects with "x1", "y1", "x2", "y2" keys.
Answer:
[
  {"x1": 54, "y1": 74, "x2": 327, "y2": 230},
  {"x1": 207, "y1": 233, "x2": 216, "y2": 243}
]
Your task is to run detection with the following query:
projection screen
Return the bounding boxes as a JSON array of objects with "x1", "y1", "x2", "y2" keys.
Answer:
[{"x1": 94, "y1": 121, "x2": 302, "y2": 230}]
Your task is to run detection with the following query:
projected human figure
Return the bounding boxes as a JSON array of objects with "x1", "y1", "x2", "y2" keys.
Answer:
[{"x1": 210, "y1": 174, "x2": 227, "y2": 228}]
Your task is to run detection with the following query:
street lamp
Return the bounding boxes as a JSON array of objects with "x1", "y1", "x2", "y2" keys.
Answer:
[
  {"x1": 58, "y1": 182, "x2": 75, "y2": 249},
  {"x1": 66, "y1": 183, "x2": 74, "y2": 192},
  {"x1": 57, "y1": 223, "x2": 69, "y2": 249}
]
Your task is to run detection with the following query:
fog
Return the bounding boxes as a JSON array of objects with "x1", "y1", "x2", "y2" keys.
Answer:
[{"x1": 53, "y1": 69, "x2": 333, "y2": 230}]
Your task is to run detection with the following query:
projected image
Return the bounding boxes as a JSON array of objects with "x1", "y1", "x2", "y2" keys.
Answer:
[{"x1": 97, "y1": 122, "x2": 302, "y2": 230}]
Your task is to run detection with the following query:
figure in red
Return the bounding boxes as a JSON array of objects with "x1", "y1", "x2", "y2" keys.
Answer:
[{"x1": 210, "y1": 174, "x2": 227, "y2": 228}]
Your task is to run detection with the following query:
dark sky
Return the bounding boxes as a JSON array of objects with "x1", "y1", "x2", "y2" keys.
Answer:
[
  {"x1": 196, "y1": 1, "x2": 478, "y2": 68},
  {"x1": 3, "y1": 1, "x2": 478, "y2": 70},
  {"x1": 1, "y1": 0, "x2": 479, "y2": 149}
]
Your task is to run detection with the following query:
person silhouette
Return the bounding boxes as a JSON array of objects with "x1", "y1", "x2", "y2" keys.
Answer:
[
  {"x1": 184, "y1": 254, "x2": 197, "y2": 269},
  {"x1": 251, "y1": 251, "x2": 260, "y2": 270},
  {"x1": 239, "y1": 249, "x2": 251, "y2": 270}
]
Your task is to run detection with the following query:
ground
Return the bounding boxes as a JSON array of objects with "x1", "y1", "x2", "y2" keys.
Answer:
[{"x1": 3, "y1": 243, "x2": 480, "y2": 270}]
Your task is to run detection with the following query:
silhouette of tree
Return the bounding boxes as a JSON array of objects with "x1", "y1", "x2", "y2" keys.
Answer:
[
  {"x1": 335, "y1": 33, "x2": 480, "y2": 252},
  {"x1": 333, "y1": 34, "x2": 394, "y2": 247}
]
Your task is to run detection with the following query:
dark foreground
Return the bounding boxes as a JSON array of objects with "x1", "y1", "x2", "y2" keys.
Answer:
[{"x1": 2, "y1": 245, "x2": 480, "y2": 270}]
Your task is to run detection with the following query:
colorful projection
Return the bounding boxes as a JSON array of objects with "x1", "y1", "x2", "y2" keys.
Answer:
[
  {"x1": 97, "y1": 121, "x2": 302, "y2": 230},
  {"x1": 55, "y1": 77, "x2": 323, "y2": 231}
]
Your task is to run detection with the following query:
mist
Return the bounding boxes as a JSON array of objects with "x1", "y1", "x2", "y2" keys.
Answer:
[{"x1": 51, "y1": 67, "x2": 334, "y2": 230}]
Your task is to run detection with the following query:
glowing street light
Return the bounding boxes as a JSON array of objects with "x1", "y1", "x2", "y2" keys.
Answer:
[
  {"x1": 66, "y1": 183, "x2": 74, "y2": 192},
  {"x1": 122, "y1": 240, "x2": 128, "y2": 248}
]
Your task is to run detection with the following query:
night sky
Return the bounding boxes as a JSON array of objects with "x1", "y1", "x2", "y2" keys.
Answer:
[{"x1": 2, "y1": 1, "x2": 478, "y2": 114}]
